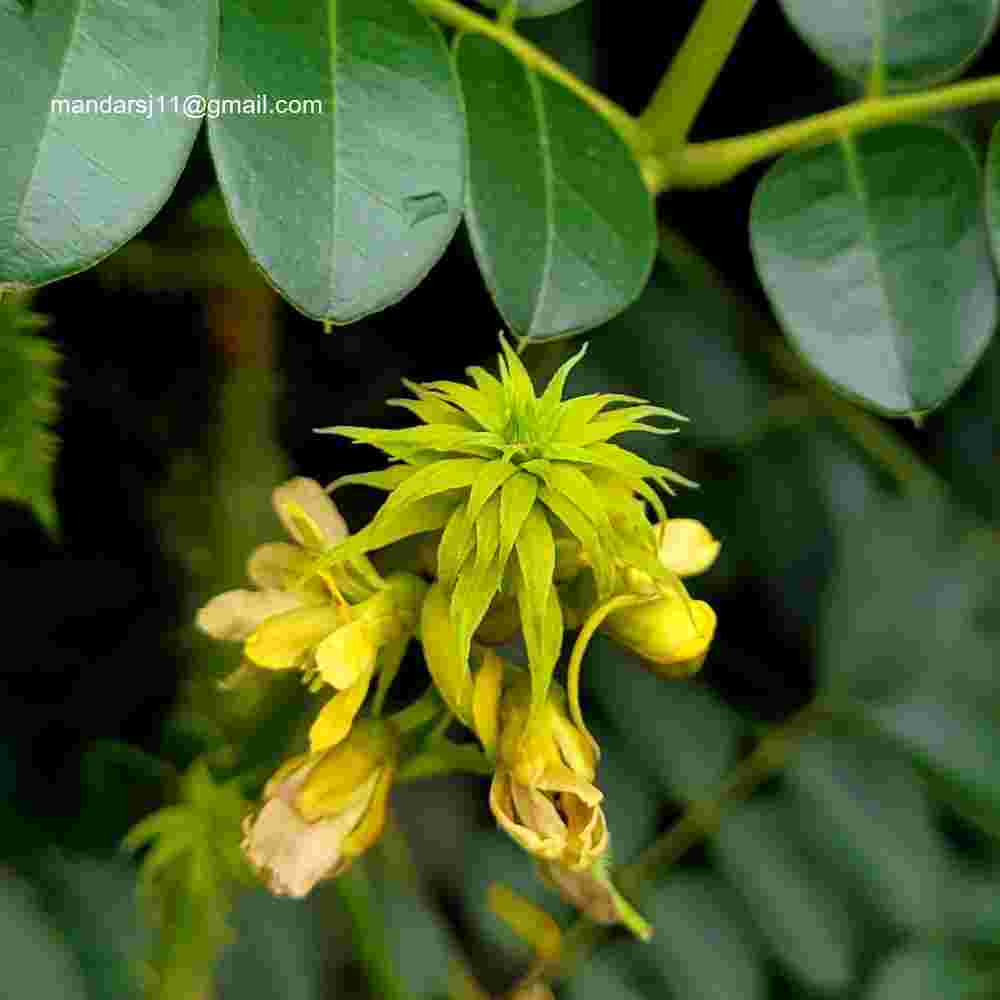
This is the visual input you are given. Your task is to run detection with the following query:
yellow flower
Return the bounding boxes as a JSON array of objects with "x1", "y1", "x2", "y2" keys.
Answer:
[
  {"x1": 241, "y1": 720, "x2": 397, "y2": 898},
  {"x1": 196, "y1": 476, "x2": 426, "y2": 749},
  {"x1": 600, "y1": 516, "x2": 719, "y2": 678},
  {"x1": 601, "y1": 585, "x2": 716, "y2": 678},
  {"x1": 489, "y1": 676, "x2": 607, "y2": 870},
  {"x1": 195, "y1": 476, "x2": 352, "y2": 645}
]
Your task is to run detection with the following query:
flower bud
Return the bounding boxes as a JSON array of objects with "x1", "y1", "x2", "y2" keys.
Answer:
[
  {"x1": 653, "y1": 518, "x2": 720, "y2": 577},
  {"x1": 489, "y1": 678, "x2": 607, "y2": 870},
  {"x1": 602, "y1": 586, "x2": 716, "y2": 679},
  {"x1": 241, "y1": 720, "x2": 397, "y2": 897}
]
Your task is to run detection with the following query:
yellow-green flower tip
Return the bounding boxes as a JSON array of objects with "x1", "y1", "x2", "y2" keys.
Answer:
[{"x1": 654, "y1": 518, "x2": 721, "y2": 577}]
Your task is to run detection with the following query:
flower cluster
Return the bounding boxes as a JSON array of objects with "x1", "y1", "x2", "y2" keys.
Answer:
[{"x1": 196, "y1": 338, "x2": 719, "y2": 928}]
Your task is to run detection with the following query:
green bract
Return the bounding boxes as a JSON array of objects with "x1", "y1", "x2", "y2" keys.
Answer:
[{"x1": 319, "y1": 337, "x2": 693, "y2": 709}]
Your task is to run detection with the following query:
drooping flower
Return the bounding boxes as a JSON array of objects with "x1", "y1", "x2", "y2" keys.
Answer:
[
  {"x1": 601, "y1": 584, "x2": 717, "y2": 678},
  {"x1": 600, "y1": 516, "x2": 720, "y2": 677},
  {"x1": 241, "y1": 720, "x2": 398, "y2": 897},
  {"x1": 488, "y1": 674, "x2": 607, "y2": 871},
  {"x1": 319, "y1": 336, "x2": 699, "y2": 716}
]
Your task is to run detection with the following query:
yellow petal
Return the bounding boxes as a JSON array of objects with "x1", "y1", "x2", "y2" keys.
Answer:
[
  {"x1": 245, "y1": 603, "x2": 343, "y2": 669},
  {"x1": 472, "y1": 650, "x2": 504, "y2": 757},
  {"x1": 296, "y1": 751, "x2": 380, "y2": 823},
  {"x1": 246, "y1": 542, "x2": 315, "y2": 591},
  {"x1": 273, "y1": 477, "x2": 349, "y2": 549},
  {"x1": 655, "y1": 518, "x2": 721, "y2": 577},
  {"x1": 196, "y1": 588, "x2": 304, "y2": 642},
  {"x1": 536, "y1": 763, "x2": 603, "y2": 807},
  {"x1": 309, "y1": 666, "x2": 375, "y2": 753},
  {"x1": 490, "y1": 772, "x2": 564, "y2": 861},
  {"x1": 487, "y1": 883, "x2": 562, "y2": 962},
  {"x1": 548, "y1": 707, "x2": 596, "y2": 781},
  {"x1": 420, "y1": 581, "x2": 473, "y2": 724},
  {"x1": 315, "y1": 620, "x2": 377, "y2": 689},
  {"x1": 342, "y1": 764, "x2": 394, "y2": 858}
]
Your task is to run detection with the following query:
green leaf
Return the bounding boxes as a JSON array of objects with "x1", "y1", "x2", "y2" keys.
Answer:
[
  {"x1": 517, "y1": 580, "x2": 563, "y2": 712},
  {"x1": 751, "y1": 124, "x2": 996, "y2": 417},
  {"x1": 866, "y1": 947, "x2": 989, "y2": 1000},
  {"x1": 37, "y1": 854, "x2": 147, "y2": 1000},
  {"x1": 0, "y1": 874, "x2": 89, "y2": 1000},
  {"x1": 985, "y1": 122, "x2": 1000, "y2": 278},
  {"x1": 645, "y1": 873, "x2": 765, "y2": 1000},
  {"x1": 437, "y1": 500, "x2": 475, "y2": 587},
  {"x1": 218, "y1": 888, "x2": 323, "y2": 1000},
  {"x1": 498, "y1": 472, "x2": 539, "y2": 568},
  {"x1": 514, "y1": 505, "x2": 555, "y2": 624},
  {"x1": 356, "y1": 492, "x2": 460, "y2": 551},
  {"x1": 566, "y1": 242, "x2": 772, "y2": 447},
  {"x1": 713, "y1": 800, "x2": 854, "y2": 992},
  {"x1": 330, "y1": 465, "x2": 416, "y2": 493},
  {"x1": 0, "y1": 301, "x2": 59, "y2": 534},
  {"x1": 377, "y1": 457, "x2": 484, "y2": 518},
  {"x1": 778, "y1": 0, "x2": 998, "y2": 91},
  {"x1": 818, "y1": 486, "x2": 1000, "y2": 835},
  {"x1": 787, "y1": 728, "x2": 951, "y2": 930},
  {"x1": 453, "y1": 553, "x2": 503, "y2": 677},
  {"x1": 478, "y1": 0, "x2": 584, "y2": 19},
  {"x1": 0, "y1": 0, "x2": 216, "y2": 288},
  {"x1": 209, "y1": 0, "x2": 464, "y2": 323},
  {"x1": 518, "y1": 2, "x2": 597, "y2": 85},
  {"x1": 588, "y1": 637, "x2": 744, "y2": 800},
  {"x1": 467, "y1": 458, "x2": 519, "y2": 521},
  {"x1": 455, "y1": 33, "x2": 655, "y2": 340}
]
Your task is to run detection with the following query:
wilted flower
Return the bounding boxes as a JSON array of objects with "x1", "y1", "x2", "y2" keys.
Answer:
[
  {"x1": 538, "y1": 860, "x2": 652, "y2": 941},
  {"x1": 489, "y1": 676, "x2": 607, "y2": 870},
  {"x1": 241, "y1": 720, "x2": 398, "y2": 898}
]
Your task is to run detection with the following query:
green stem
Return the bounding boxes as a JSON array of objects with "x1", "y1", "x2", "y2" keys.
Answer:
[
  {"x1": 412, "y1": 0, "x2": 645, "y2": 153},
  {"x1": 335, "y1": 865, "x2": 412, "y2": 1000},
  {"x1": 638, "y1": 0, "x2": 757, "y2": 150},
  {"x1": 388, "y1": 688, "x2": 443, "y2": 734},
  {"x1": 669, "y1": 74, "x2": 1000, "y2": 189},
  {"x1": 617, "y1": 702, "x2": 826, "y2": 892},
  {"x1": 545, "y1": 702, "x2": 829, "y2": 983}
]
